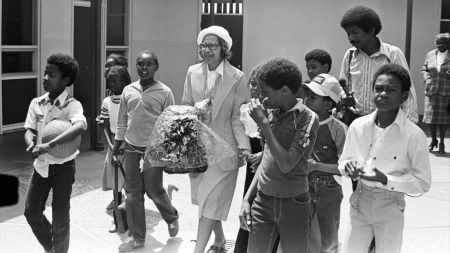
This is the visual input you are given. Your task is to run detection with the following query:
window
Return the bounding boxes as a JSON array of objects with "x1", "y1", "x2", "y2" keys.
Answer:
[
  {"x1": 106, "y1": 0, "x2": 130, "y2": 67},
  {"x1": 441, "y1": 0, "x2": 450, "y2": 33},
  {"x1": 1, "y1": 0, "x2": 39, "y2": 133}
]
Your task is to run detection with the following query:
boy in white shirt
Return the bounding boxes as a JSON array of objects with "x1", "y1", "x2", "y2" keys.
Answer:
[{"x1": 338, "y1": 63, "x2": 431, "y2": 253}]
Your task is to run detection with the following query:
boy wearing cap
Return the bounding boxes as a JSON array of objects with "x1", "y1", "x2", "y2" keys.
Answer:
[{"x1": 304, "y1": 74, "x2": 348, "y2": 253}]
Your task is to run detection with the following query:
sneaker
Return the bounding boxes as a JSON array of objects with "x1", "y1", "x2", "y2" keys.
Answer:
[
  {"x1": 168, "y1": 219, "x2": 179, "y2": 237},
  {"x1": 106, "y1": 199, "x2": 115, "y2": 210},
  {"x1": 118, "y1": 237, "x2": 144, "y2": 252},
  {"x1": 109, "y1": 222, "x2": 118, "y2": 233}
]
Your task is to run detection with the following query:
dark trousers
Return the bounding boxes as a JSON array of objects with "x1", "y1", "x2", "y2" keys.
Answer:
[
  {"x1": 234, "y1": 137, "x2": 263, "y2": 253},
  {"x1": 24, "y1": 161, "x2": 75, "y2": 253},
  {"x1": 123, "y1": 143, "x2": 178, "y2": 242}
]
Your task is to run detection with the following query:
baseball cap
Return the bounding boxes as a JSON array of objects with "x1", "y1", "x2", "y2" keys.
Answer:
[{"x1": 304, "y1": 74, "x2": 341, "y2": 103}]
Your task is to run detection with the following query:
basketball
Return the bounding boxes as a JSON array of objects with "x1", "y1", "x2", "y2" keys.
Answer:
[{"x1": 42, "y1": 119, "x2": 81, "y2": 158}]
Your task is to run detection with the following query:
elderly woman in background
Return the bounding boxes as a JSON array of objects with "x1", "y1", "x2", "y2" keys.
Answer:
[
  {"x1": 182, "y1": 26, "x2": 251, "y2": 253},
  {"x1": 421, "y1": 33, "x2": 450, "y2": 154}
]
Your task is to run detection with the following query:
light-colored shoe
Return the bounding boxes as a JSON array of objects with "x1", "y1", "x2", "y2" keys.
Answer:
[
  {"x1": 168, "y1": 219, "x2": 179, "y2": 237},
  {"x1": 109, "y1": 222, "x2": 118, "y2": 233},
  {"x1": 118, "y1": 237, "x2": 144, "y2": 252}
]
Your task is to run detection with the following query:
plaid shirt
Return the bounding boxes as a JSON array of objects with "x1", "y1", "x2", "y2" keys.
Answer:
[
  {"x1": 421, "y1": 49, "x2": 450, "y2": 96},
  {"x1": 339, "y1": 38, "x2": 419, "y2": 124}
]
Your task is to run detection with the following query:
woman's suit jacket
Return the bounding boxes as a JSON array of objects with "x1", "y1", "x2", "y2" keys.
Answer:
[
  {"x1": 182, "y1": 60, "x2": 251, "y2": 220},
  {"x1": 421, "y1": 49, "x2": 450, "y2": 97}
]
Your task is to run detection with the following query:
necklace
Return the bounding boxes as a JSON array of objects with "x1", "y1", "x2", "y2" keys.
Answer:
[{"x1": 354, "y1": 120, "x2": 391, "y2": 216}]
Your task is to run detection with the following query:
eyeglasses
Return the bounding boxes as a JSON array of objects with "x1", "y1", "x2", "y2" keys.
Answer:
[{"x1": 199, "y1": 43, "x2": 220, "y2": 51}]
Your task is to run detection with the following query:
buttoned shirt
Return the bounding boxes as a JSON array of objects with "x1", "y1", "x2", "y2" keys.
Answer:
[
  {"x1": 206, "y1": 60, "x2": 224, "y2": 92},
  {"x1": 257, "y1": 100, "x2": 319, "y2": 198},
  {"x1": 24, "y1": 91, "x2": 87, "y2": 177},
  {"x1": 339, "y1": 38, "x2": 419, "y2": 124},
  {"x1": 338, "y1": 108, "x2": 431, "y2": 194}
]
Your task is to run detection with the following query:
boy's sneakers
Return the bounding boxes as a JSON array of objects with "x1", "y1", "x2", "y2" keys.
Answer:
[
  {"x1": 118, "y1": 237, "x2": 144, "y2": 252},
  {"x1": 168, "y1": 220, "x2": 179, "y2": 237}
]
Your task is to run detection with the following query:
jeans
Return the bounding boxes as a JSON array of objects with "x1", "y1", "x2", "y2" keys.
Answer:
[
  {"x1": 248, "y1": 191, "x2": 310, "y2": 253},
  {"x1": 24, "y1": 161, "x2": 75, "y2": 253},
  {"x1": 308, "y1": 174, "x2": 343, "y2": 253},
  {"x1": 123, "y1": 143, "x2": 178, "y2": 243}
]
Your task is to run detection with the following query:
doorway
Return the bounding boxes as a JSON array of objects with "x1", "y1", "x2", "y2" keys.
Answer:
[{"x1": 201, "y1": 0, "x2": 244, "y2": 70}]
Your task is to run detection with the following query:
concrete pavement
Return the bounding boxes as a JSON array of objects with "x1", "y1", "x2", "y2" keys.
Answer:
[{"x1": 0, "y1": 130, "x2": 449, "y2": 253}]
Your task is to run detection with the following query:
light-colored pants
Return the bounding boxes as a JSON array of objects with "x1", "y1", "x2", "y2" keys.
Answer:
[{"x1": 341, "y1": 182, "x2": 405, "y2": 253}]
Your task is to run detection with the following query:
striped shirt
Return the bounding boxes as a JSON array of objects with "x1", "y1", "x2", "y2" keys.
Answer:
[
  {"x1": 257, "y1": 100, "x2": 319, "y2": 198},
  {"x1": 100, "y1": 94, "x2": 120, "y2": 133},
  {"x1": 339, "y1": 39, "x2": 419, "y2": 124}
]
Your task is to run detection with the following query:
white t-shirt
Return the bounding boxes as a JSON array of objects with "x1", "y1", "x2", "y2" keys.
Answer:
[{"x1": 101, "y1": 94, "x2": 121, "y2": 133}]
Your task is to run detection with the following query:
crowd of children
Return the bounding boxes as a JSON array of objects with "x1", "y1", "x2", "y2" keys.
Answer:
[{"x1": 22, "y1": 5, "x2": 433, "y2": 253}]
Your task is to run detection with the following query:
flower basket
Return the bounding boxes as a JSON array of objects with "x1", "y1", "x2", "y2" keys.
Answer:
[{"x1": 144, "y1": 105, "x2": 233, "y2": 174}]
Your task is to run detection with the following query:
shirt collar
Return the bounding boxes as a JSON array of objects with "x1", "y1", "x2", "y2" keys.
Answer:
[
  {"x1": 319, "y1": 116, "x2": 332, "y2": 126},
  {"x1": 354, "y1": 37, "x2": 388, "y2": 58},
  {"x1": 367, "y1": 107, "x2": 406, "y2": 135},
  {"x1": 207, "y1": 60, "x2": 224, "y2": 82},
  {"x1": 272, "y1": 99, "x2": 306, "y2": 116},
  {"x1": 48, "y1": 91, "x2": 68, "y2": 106}
]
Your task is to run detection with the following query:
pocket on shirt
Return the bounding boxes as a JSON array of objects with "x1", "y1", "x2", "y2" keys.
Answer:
[{"x1": 385, "y1": 153, "x2": 406, "y2": 163}]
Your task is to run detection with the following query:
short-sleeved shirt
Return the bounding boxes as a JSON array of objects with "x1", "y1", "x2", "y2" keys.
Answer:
[
  {"x1": 257, "y1": 100, "x2": 319, "y2": 198},
  {"x1": 100, "y1": 94, "x2": 120, "y2": 134},
  {"x1": 24, "y1": 91, "x2": 87, "y2": 176},
  {"x1": 310, "y1": 116, "x2": 348, "y2": 184}
]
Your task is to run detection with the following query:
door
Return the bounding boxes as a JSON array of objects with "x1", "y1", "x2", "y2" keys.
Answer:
[{"x1": 201, "y1": 0, "x2": 243, "y2": 70}]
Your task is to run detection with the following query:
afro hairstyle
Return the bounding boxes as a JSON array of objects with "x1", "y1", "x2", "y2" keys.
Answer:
[
  {"x1": 47, "y1": 53, "x2": 79, "y2": 87},
  {"x1": 340, "y1": 6, "x2": 382, "y2": 36},
  {"x1": 256, "y1": 57, "x2": 302, "y2": 94},
  {"x1": 372, "y1": 63, "x2": 411, "y2": 92}
]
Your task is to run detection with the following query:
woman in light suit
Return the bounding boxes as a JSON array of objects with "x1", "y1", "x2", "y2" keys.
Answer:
[
  {"x1": 182, "y1": 26, "x2": 251, "y2": 253},
  {"x1": 421, "y1": 33, "x2": 450, "y2": 154}
]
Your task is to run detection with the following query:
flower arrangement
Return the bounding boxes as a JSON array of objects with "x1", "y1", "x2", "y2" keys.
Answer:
[{"x1": 145, "y1": 103, "x2": 233, "y2": 174}]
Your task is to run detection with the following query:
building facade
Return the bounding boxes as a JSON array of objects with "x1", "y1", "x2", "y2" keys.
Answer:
[{"x1": 0, "y1": 0, "x2": 446, "y2": 140}]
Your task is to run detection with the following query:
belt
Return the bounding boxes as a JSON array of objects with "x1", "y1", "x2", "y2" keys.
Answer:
[{"x1": 62, "y1": 159, "x2": 75, "y2": 165}]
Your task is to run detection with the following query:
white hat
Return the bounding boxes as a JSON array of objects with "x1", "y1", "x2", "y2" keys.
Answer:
[
  {"x1": 304, "y1": 74, "x2": 341, "y2": 103},
  {"x1": 197, "y1": 26, "x2": 233, "y2": 50}
]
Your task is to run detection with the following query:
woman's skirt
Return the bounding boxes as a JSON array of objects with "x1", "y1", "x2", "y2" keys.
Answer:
[{"x1": 423, "y1": 94, "x2": 450, "y2": 124}]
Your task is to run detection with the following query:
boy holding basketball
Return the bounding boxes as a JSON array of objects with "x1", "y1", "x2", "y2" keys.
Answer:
[{"x1": 24, "y1": 53, "x2": 86, "y2": 253}]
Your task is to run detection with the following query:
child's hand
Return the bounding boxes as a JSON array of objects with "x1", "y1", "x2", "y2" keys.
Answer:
[
  {"x1": 239, "y1": 149, "x2": 252, "y2": 165},
  {"x1": 31, "y1": 143, "x2": 51, "y2": 159},
  {"x1": 308, "y1": 158, "x2": 318, "y2": 172},
  {"x1": 249, "y1": 152, "x2": 263, "y2": 173},
  {"x1": 248, "y1": 98, "x2": 268, "y2": 126},
  {"x1": 360, "y1": 167, "x2": 387, "y2": 185},
  {"x1": 26, "y1": 135, "x2": 37, "y2": 153},
  {"x1": 96, "y1": 115, "x2": 105, "y2": 129},
  {"x1": 344, "y1": 160, "x2": 364, "y2": 181},
  {"x1": 239, "y1": 200, "x2": 252, "y2": 231}
]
